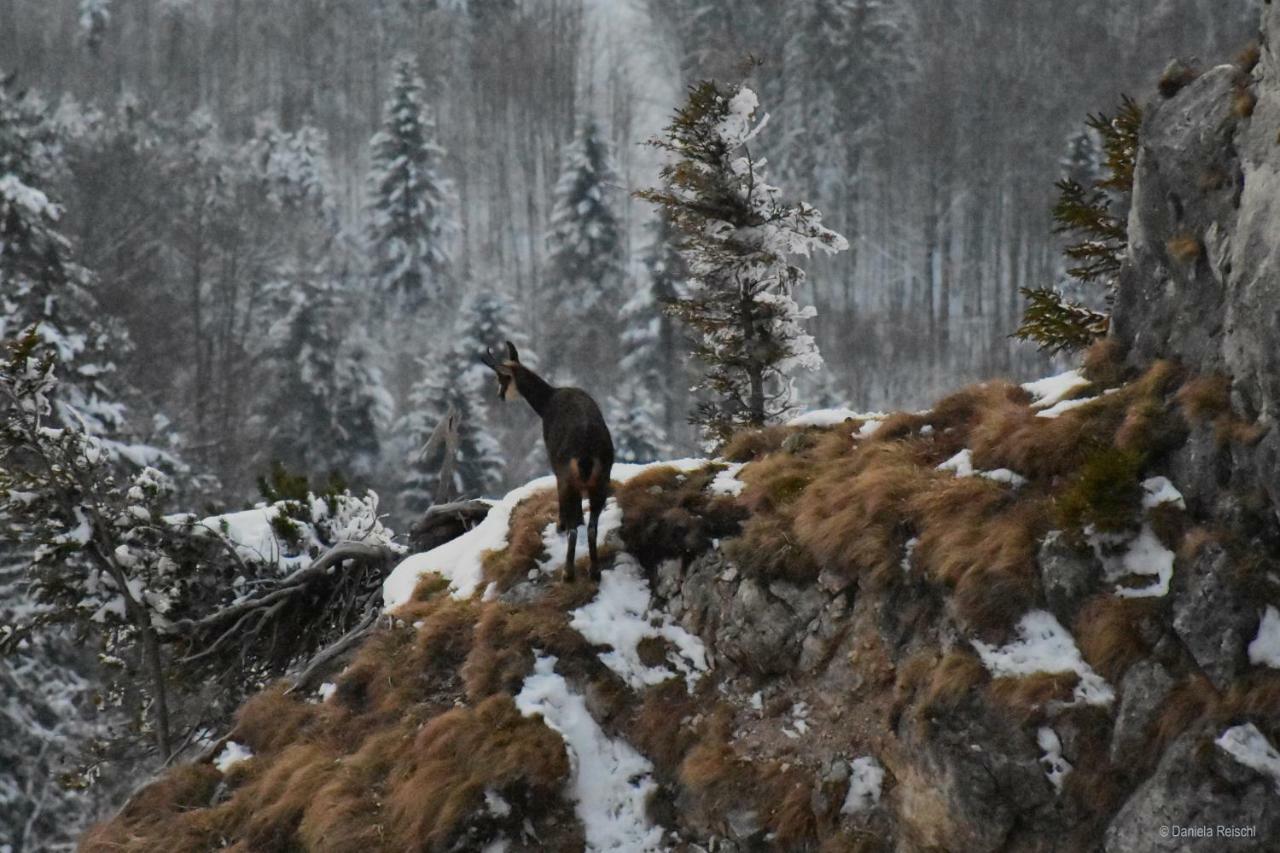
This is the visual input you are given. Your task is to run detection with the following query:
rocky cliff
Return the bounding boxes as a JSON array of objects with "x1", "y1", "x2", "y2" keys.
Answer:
[{"x1": 81, "y1": 9, "x2": 1280, "y2": 853}]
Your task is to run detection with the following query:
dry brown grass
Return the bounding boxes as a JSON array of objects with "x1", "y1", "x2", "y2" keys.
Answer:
[
  {"x1": 461, "y1": 598, "x2": 592, "y2": 700},
  {"x1": 868, "y1": 411, "x2": 932, "y2": 442},
  {"x1": 1236, "y1": 42, "x2": 1262, "y2": 73},
  {"x1": 383, "y1": 694, "x2": 570, "y2": 852},
  {"x1": 1152, "y1": 675, "x2": 1218, "y2": 754},
  {"x1": 1233, "y1": 85, "x2": 1258, "y2": 118},
  {"x1": 727, "y1": 450, "x2": 824, "y2": 581},
  {"x1": 80, "y1": 764, "x2": 225, "y2": 852},
  {"x1": 920, "y1": 650, "x2": 990, "y2": 716},
  {"x1": 929, "y1": 380, "x2": 1031, "y2": 435},
  {"x1": 628, "y1": 680, "x2": 699, "y2": 774},
  {"x1": 1082, "y1": 338, "x2": 1128, "y2": 388},
  {"x1": 1158, "y1": 62, "x2": 1198, "y2": 98},
  {"x1": 988, "y1": 672, "x2": 1080, "y2": 722},
  {"x1": 231, "y1": 686, "x2": 320, "y2": 756},
  {"x1": 481, "y1": 487, "x2": 559, "y2": 590},
  {"x1": 793, "y1": 440, "x2": 934, "y2": 584},
  {"x1": 1072, "y1": 595, "x2": 1158, "y2": 683},
  {"x1": 722, "y1": 424, "x2": 797, "y2": 462},
  {"x1": 1176, "y1": 375, "x2": 1231, "y2": 423},
  {"x1": 614, "y1": 464, "x2": 745, "y2": 567}
]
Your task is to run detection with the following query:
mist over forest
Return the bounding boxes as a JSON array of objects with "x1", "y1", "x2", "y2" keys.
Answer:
[{"x1": 0, "y1": 1, "x2": 1268, "y2": 849}]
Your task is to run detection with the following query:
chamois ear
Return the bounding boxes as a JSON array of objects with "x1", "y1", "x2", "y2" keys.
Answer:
[{"x1": 505, "y1": 340, "x2": 520, "y2": 363}]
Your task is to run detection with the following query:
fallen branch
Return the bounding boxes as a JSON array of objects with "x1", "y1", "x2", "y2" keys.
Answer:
[
  {"x1": 409, "y1": 499, "x2": 490, "y2": 553},
  {"x1": 284, "y1": 606, "x2": 382, "y2": 696}
]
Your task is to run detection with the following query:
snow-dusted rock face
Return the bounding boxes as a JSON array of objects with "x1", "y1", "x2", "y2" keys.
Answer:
[{"x1": 1111, "y1": 4, "x2": 1280, "y2": 526}]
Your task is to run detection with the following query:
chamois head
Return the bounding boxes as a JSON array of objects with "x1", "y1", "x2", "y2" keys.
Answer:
[{"x1": 479, "y1": 340, "x2": 521, "y2": 401}]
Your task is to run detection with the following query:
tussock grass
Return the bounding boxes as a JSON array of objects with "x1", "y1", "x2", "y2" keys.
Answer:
[
  {"x1": 383, "y1": 695, "x2": 569, "y2": 851},
  {"x1": 1082, "y1": 338, "x2": 1128, "y2": 388},
  {"x1": 462, "y1": 597, "x2": 591, "y2": 700},
  {"x1": 1073, "y1": 595, "x2": 1158, "y2": 683},
  {"x1": 481, "y1": 488, "x2": 559, "y2": 590},
  {"x1": 920, "y1": 650, "x2": 990, "y2": 716},
  {"x1": 988, "y1": 672, "x2": 1080, "y2": 722},
  {"x1": 1167, "y1": 232, "x2": 1203, "y2": 263},
  {"x1": 722, "y1": 424, "x2": 796, "y2": 462},
  {"x1": 614, "y1": 464, "x2": 745, "y2": 567}
]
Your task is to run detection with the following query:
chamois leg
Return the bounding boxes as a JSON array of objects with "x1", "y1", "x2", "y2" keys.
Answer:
[
  {"x1": 587, "y1": 491, "x2": 605, "y2": 581},
  {"x1": 564, "y1": 527, "x2": 578, "y2": 583}
]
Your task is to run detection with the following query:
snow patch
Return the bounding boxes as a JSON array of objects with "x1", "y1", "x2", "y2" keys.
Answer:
[
  {"x1": 840, "y1": 757, "x2": 884, "y2": 815},
  {"x1": 1141, "y1": 476, "x2": 1185, "y2": 510},
  {"x1": 1023, "y1": 370, "x2": 1091, "y2": 409},
  {"x1": 1248, "y1": 606, "x2": 1280, "y2": 669},
  {"x1": 214, "y1": 741, "x2": 254, "y2": 773},
  {"x1": 515, "y1": 655, "x2": 665, "y2": 852},
  {"x1": 936, "y1": 449, "x2": 1028, "y2": 487},
  {"x1": 1037, "y1": 726, "x2": 1072, "y2": 793},
  {"x1": 1036, "y1": 395, "x2": 1100, "y2": 419},
  {"x1": 317, "y1": 682, "x2": 336, "y2": 702},
  {"x1": 709, "y1": 462, "x2": 746, "y2": 496},
  {"x1": 971, "y1": 610, "x2": 1114, "y2": 707},
  {"x1": 787, "y1": 408, "x2": 878, "y2": 427},
  {"x1": 384, "y1": 459, "x2": 711, "y2": 608},
  {"x1": 569, "y1": 554, "x2": 708, "y2": 692},
  {"x1": 1090, "y1": 525, "x2": 1175, "y2": 598},
  {"x1": 1215, "y1": 723, "x2": 1280, "y2": 794}
]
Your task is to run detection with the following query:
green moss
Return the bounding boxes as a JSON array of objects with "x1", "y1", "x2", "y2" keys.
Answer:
[{"x1": 1056, "y1": 446, "x2": 1145, "y2": 534}]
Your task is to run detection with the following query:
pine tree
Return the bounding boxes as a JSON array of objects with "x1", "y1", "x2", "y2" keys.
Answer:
[
  {"x1": 780, "y1": 0, "x2": 911, "y2": 197},
  {"x1": 640, "y1": 210, "x2": 692, "y2": 442},
  {"x1": 1016, "y1": 96, "x2": 1141, "y2": 353},
  {"x1": 398, "y1": 293, "x2": 512, "y2": 514},
  {"x1": 400, "y1": 348, "x2": 504, "y2": 514},
  {"x1": 1060, "y1": 126, "x2": 1101, "y2": 189},
  {"x1": 263, "y1": 270, "x2": 392, "y2": 483},
  {"x1": 607, "y1": 262, "x2": 675, "y2": 463},
  {"x1": 638, "y1": 82, "x2": 848, "y2": 447},
  {"x1": 542, "y1": 116, "x2": 625, "y2": 385},
  {"x1": 78, "y1": 0, "x2": 111, "y2": 53},
  {"x1": 366, "y1": 53, "x2": 455, "y2": 314},
  {"x1": 1, "y1": 77, "x2": 126, "y2": 437}
]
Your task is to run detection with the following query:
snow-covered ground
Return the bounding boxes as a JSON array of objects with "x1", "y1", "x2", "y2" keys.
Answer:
[
  {"x1": 514, "y1": 655, "x2": 666, "y2": 852},
  {"x1": 971, "y1": 610, "x2": 1114, "y2": 707},
  {"x1": 1023, "y1": 370, "x2": 1091, "y2": 409},
  {"x1": 936, "y1": 449, "x2": 1028, "y2": 487},
  {"x1": 840, "y1": 756, "x2": 885, "y2": 815},
  {"x1": 1215, "y1": 723, "x2": 1280, "y2": 795},
  {"x1": 384, "y1": 459, "x2": 710, "y2": 608},
  {"x1": 569, "y1": 554, "x2": 708, "y2": 692},
  {"x1": 1037, "y1": 726, "x2": 1072, "y2": 793},
  {"x1": 1249, "y1": 606, "x2": 1280, "y2": 669}
]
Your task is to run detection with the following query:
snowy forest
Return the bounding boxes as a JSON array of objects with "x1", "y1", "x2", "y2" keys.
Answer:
[{"x1": 0, "y1": 0, "x2": 1266, "y2": 849}]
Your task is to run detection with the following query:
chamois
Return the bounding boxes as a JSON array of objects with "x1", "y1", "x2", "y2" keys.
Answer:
[{"x1": 480, "y1": 341, "x2": 614, "y2": 582}]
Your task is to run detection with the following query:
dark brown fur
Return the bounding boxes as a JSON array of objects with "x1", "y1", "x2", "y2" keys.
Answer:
[{"x1": 481, "y1": 341, "x2": 615, "y2": 581}]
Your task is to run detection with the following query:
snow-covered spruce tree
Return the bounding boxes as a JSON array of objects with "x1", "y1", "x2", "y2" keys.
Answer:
[
  {"x1": 78, "y1": 0, "x2": 112, "y2": 53},
  {"x1": 779, "y1": 0, "x2": 911, "y2": 198},
  {"x1": 638, "y1": 82, "x2": 848, "y2": 446},
  {"x1": 399, "y1": 346, "x2": 505, "y2": 514},
  {"x1": 542, "y1": 116, "x2": 625, "y2": 385},
  {"x1": 607, "y1": 268, "x2": 674, "y2": 463},
  {"x1": 366, "y1": 53, "x2": 456, "y2": 315},
  {"x1": 1, "y1": 77, "x2": 127, "y2": 439},
  {"x1": 2, "y1": 332, "x2": 401, "y2": 759},
  {"x1": 1016, "y1": 97, "x2": 1140, "y2": 354},
  {"x1": 264, "y1": 269, "x2": 392, "y2": 484},
  {"x1": 398, "y1": 293, "x2": 512, "y2": 514}
]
